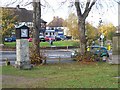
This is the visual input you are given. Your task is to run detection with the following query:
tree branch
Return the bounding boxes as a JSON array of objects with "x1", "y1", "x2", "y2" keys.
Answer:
[
  {"x1": 6, "y1": 0, "x2": 18, "y2": 6},
  {"x1": 83, "y1": 0, "x2": 97, "y2": 19},
  {"x1": 75, "y1": 0, "x2": 82, "y2": 18},
  {"x1": 84, "y1": 0, "x2": 91, "y2": 13},
  {"x1": 89, "y1": 0, "x2": 97, "y2": 10}
]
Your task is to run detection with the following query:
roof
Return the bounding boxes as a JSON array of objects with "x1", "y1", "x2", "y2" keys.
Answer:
[
  {"x1": 47, "y1": 16, "x2": 64, "y2": 27},
  {"x1": 16, "y1": 24, "x2": 29, "y2": 29},
  {"x1": 1, "y1": 6, "x2": 47, "y2": 23}
]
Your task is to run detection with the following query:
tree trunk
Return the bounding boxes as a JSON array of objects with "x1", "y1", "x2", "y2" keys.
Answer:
[
  {"x1": 78, "y1": 19, "x2": 87, "y2": 54},
  {"x1": 1, "y1": 35, "x2": 4, "y2": 45},
  {"x1": 75, "y1": 0, "x2": 96, "y2": 55},
  {"x1": 32, "y1": 0, "x2": 42, "y2": 64}
]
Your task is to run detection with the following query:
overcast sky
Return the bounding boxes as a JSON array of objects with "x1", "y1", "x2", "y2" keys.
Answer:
[{"x1": 0, "y1": 0, "x2": 118, "y2": 27}]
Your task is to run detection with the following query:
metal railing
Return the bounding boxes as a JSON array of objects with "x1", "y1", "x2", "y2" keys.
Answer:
[{"x1": 42, "y1": 56, "x2": 75, "y2": 64}]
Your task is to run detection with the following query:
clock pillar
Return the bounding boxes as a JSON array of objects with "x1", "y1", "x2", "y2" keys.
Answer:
[{"x1": 15, "y1": 24, "x2": 32, "y2": 69}]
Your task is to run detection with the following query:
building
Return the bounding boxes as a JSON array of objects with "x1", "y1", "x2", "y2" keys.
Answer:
[
  {"x1": 46, "y1": 16, "x2": 65, "y2": 37},
  {"x1": 45, "y1": 28, "x2": 64, "y2": 37},
  {"x1": 1, "y1": 5, "x2": 47, "y2": 36}
]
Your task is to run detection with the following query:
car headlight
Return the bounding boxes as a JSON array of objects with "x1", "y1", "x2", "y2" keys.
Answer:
[
  {"x1": 5, "y1": 38, "x2": 7, "y2": 40},
  {"x1": 71, "y1": 52, "x2": 75, "y2": 55}
]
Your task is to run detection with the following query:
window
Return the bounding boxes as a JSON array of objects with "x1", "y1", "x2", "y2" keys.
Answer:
[{"x1": 46, "y1": 33, "x2": 48, "y2": 35}]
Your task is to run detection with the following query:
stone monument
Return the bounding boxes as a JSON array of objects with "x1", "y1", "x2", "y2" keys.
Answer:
[
  {"x1": 15, "y1": 24, "x2": 32, "y2": 69},
  {"x1": 111, "y1": 3, "x2": 120, "y2": 64},
  {"x1": 111, "y1": 30, "x2": 120, "y2": 64}
]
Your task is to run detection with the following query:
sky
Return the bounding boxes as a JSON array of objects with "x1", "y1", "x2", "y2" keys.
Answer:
[{"x1": 0, "y1": 0, "x2": 118, "y2": 27}]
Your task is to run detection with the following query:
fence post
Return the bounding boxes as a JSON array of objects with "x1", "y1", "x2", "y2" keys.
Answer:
[
  {"x1": 59, "y1": 56, "x2": 61, "y2": 63},
  {"x1": 44, "y1": 57, "x2": 47, "y2": 64},
  {"x1": 67, "y1": 46, "x2": 68, "y2": 51}
]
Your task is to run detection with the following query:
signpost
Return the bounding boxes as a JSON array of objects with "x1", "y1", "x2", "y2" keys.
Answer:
[
  {"x1": 100, "y1": 34, "x2": 104, "y2": 47},
  {"x1": 15, "y1": 24, "x2": 32, "y2": 69}
]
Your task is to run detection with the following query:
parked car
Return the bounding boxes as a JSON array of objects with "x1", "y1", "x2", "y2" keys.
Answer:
[
  {"x1": 11, "y1": 36, "x2": 16, "y2": 42},
  {"x1": 4, "y1": 36, "x2": 16, "y2": 42},
  {"x1": 71, "y1": 50, "x2": 79, "y2": 58},
  {"x1": 45, "y1": 36, "x2": 55, "y2": 41},
  {"x1": 27, "y1": 38, "x2": 32, "y2": 42},
  {"x1": 90, "y1": 45, "x2": 109, "y2": 57},
  {"x1": 39, "y1": 36, "x2": 45, "y2": 42},
  {"x1": 71, "y1": 45, "x2": 109, "y2": 58},
  {"x1": 4, "y1": 37, "x2": 13, "y2": 42},
  {"x1": 59, "y1": 35, "x2": 66, "y2": 40},
  {"x1": 65, "y1": 36, "x2": 72, "y2": 40},
  {"x1": 55, "y1": 36, "x2": 61, "y2": 41}
]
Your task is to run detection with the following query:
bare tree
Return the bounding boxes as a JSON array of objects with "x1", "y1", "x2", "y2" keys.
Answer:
[
  {"x1": 74, "y1": 0, "x2": 120, "y2": 55},
  {"x1": 75, "y1": 0, "x2": 97, "y2": 54}
]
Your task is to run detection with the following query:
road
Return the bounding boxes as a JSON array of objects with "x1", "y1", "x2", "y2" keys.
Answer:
[
  {"x1": 0, "y1": 49, "x2": 112, "y2": 66},
  {"x1": 0, "y1": 49, "x2": 74, "y2": 66}
]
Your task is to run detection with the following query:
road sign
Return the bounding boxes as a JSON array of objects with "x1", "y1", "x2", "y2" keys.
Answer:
[{"x1": 100, "y1": 34, "x2": 104, "y2": 39}]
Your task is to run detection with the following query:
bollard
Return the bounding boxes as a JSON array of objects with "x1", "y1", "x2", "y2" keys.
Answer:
[
  {"x1": 5, "y1": 58, "x2": 10, "y2": 66},
  {"x1": 44, "y1": 57, "x2": 47, "y2": 64}
]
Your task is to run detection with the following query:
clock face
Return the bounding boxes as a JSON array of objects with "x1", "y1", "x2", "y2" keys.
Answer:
[{"x1": 21, "y1": 29, "x2": 28, "y2": 37}]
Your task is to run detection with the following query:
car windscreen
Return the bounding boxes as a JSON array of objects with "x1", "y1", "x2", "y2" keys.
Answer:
[{"x1": 100, "y1": 48, "x2": 107, "y2": 52}]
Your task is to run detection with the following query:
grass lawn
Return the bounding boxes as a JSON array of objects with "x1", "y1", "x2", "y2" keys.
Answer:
[
  {"x1": 4, "y1": 40, "x2": 79, "y2": 47},
  {"x1": 1, "y1": 62, "x2": 119, "y2": 88}
]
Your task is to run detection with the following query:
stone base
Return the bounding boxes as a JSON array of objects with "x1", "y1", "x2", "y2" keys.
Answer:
[
  {"x1": 16, "y1": 39, "x2": 30, "y2": 65},
  {"x1": 111, "y1": 55, "x2": 120, "y2": 64},
  {"x1": 15, "y1": 61, "x2": 30, "y2": 66},
  {"x1": 21, "y1": 64, "x2": 33, "y2": 70},
  {"x1": 14, "y1": 64, "x2": 33, "y2": 70}
]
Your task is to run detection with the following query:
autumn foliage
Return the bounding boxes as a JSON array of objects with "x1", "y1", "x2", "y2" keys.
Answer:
[
  {"x1": 30, "y1": 48, "x2": 46, "y2": 65},
  {"x1": 75, "y1": 51, "x2": 101, "y2": 63},
  {"x1": 1, "y1": 8, "x2": 17, "y2": 44}
]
